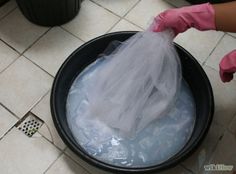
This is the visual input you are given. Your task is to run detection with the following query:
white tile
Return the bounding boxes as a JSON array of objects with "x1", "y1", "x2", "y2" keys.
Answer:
[
  {"x1": 24, "y1": 27, "x2": 83, "y2": 76},
  {"x1": 0, "y1": 56, "x2": 53, "y2": 117},
  {"x1": 182, "y1": 122, "x2": 224, "y2": 173},
  {"x1": 46, "y1": 154, "x2": 89, "y2": 174},
  {"x1": 62, "y1": 0, "x2": 120, "y2": 41},
  {"x1": 0, "y1": 105, "x2": 17, "y2": 138},
  {"x1": 228, "y1": 32, "x2": 236, "y2": 38},
  {"x1": 206, "y1": 34, "x2": 236, "y2": 70},
  {"x1": 229, "y1": 115, "x2": 236, "y2": 136},
  {"x1": 125, "y1": 0, "x2": 172, "y2": 29},
  {"x1": 0, "y1": 40, "x2": 19, "y2": 72},
  {"x1": 110, "y1": 19, "x2": 142, "y2": 32},
  {"x1": 203, "y1": 66, "x2": 236, "y2": 128},
  {"x1": 92, "y1": 0, "x2": 139, "y2": 16},
  {"x1": 202, "y1": 131, "x2": 236, "y2": 174},
  {"x1": 0, "y1": 128, "x2": 61, "y2": 174},
  {"x1": 174, "y1": 29, "x2": 224, "y2": 63},
  {"x1": 32, "y1": 92, "x2": 66, "y2": 150},
  {"x1": 65, "y1": 149, "x2": 112, "y2": 174},
  {"x1": 0, "y1": 0, "x2": 17, "y2": 19},
  {"x1": 0, "y1": 8, "x2": 48, "y2": 53}
]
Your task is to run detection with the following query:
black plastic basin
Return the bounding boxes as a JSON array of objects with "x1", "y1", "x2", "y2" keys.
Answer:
[{"x1": 51, "y1": 31, "x2": 214, "y2": 173}]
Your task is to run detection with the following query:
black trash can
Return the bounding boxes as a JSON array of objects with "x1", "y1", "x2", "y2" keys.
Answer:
[{"x1": 16, "y1": 0, "x2": 81, "y2": 26}]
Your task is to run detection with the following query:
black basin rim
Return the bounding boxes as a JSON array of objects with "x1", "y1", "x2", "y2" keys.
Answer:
[{"x1": 50, "y1": 31, "x2": 214, "y2": 173}]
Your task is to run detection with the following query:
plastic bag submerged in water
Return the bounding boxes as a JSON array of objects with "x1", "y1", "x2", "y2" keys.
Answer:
[
  {"x1": 67, "y1": 63, "x2": 195, "y2": 167},
  {"x1": 81, "y1": 30, "x2": 182, "y2": 136}
]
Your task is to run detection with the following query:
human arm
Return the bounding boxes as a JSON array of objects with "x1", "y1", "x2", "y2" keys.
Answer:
[{"x1": 214, "y1": 1, "x2": 236, "y2": 32}]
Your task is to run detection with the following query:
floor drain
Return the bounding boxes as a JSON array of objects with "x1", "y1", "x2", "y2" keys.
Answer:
[{"x1": 16, "y1": 113, "x2": 44, "y2": 137}]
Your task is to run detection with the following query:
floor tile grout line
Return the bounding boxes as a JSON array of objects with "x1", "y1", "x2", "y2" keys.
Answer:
[
  {"x1": 121, "y1": 0, "x2": 142, "y2": 21},
  {"x1": 124, "y1": 0, "x2": 142, "y2": 16},
  {"x1": 27, "y1": 89, "x2": 51, "y2": 116},
  {"x1": 26, "y1": 89, "x2": 68, "y2": 151},
  {"x1": 0, "y1": 121, "x2": 18, "y2": 141},
  {"x1": 21, "y1": 27, "x2": 52, "y2": 55},
  {"x1": 43, "y1": 151, "x2": 64, "y2": 174},
  {"x1": 123, "y1": 17, "x2": 145, "y2": 30},
  {"x1": 30, "y1": 122, "x2": 66, "y2": 154},
  {"x1": 24, "y1": 55, "x2": 55, "y2": 78},
  {"x1": 105, "y1": 17, "x2": 123, "y2": 34},
  {"x1": 0, "y1": 5, "x2": 17, "y2": 21},
  {"x1": 226, "y1": 112, "x2": 236, "y2": 133},
  {"x1": 122, "y1": 0, "x2": 151, "y2": 30},
  {"x1": 0, "y1": 89, "x2": 50, "y2": 126},
  {"x1": 59, "y1": 26, "x2": 86, "y2": 42},
  {"x1": 63, "y1": 151, "x2": 93, "y2": 174},
  {"x1": 106, "y1": 0, "x2": 143, "y2": 33},
  {"x1": 0, "y1": 114, "x2": 65, "y2": 173},
  {"x1": 33, "y1": 119, "x2": 67, "y2": 152},
  {"x1": 40, "y1": 133, "x2": 66, "y2": 153},
  {"x1": 0, "y1": 54, "x2": 21, "y2": 74},
  {"x1": 25, "y1": 92, "x2": 51, "y2": 126},
  {"x1": 0, "y1": 38, "x2": 21, "y2": 54},
  {"x1": 1, "y1": 26, "x2": 51, "y2": 56},
  {"x1": 0, "y1": 102, "x2": 20, "y2": 141},
  {"x1": 39, "y1": 121, "x2": 54, "y2": 144},
  {"x1": 180, "y1": 164, "x2": 195, "y2": 174},
  {"x1": 88, "y1": 0, "x2": 143, "y2": 34},
  {"x1": 89, "y1": 0, "x2": 125, "y2": 18},
  {"x1": 37, "y1": 129, "x2": 66, "y2": 151},
  {"x1": 0, "y1": 89, "x2": 51, "y2": 132},
  {"x1": 0, "y1": 15, "x2": 51, "y2": 56},
  {"x1": 202, "y1": 32, "x2": 226, "y2": 66},
  {"x1": 122, "y1": 0, "x2": 141, "y2": 19},
  {"x1": 0, "y1": 28, "x2": 52, "y2": 75},
  {"x1": 227, "y1": 32, "x2": 236, "y2": 39},
  {"x1": 0, "y1": 102, "x2": 20, "y2": 119},
  {"x1": 62, "y1": 0, "x2": 143, "y2": 41}
]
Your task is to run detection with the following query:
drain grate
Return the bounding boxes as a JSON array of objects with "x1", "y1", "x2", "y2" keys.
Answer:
[{"x1": 16, "y1": 113, "x2": 44, "y2": 137}]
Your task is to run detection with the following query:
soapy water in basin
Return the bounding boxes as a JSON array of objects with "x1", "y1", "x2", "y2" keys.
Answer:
[{"x1": 66, "y1": 58, "x2": 196, "y2": 167}]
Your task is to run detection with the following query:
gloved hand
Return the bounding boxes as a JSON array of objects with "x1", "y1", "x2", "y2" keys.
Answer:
[
  {"x1": 150, "y1": 3, "x2": 216, "y2": 35},
  {"x1": 220, "y1": 50, "x2": 236, "y2": 82}
]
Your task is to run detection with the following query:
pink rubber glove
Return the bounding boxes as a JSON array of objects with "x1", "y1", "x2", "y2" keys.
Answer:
[
  {"x1": 151, "y1": 3, "x2": 216, "y2": 35},
  {"x1": 220, "y1": 50, "x2": 236, "y2": 82}
]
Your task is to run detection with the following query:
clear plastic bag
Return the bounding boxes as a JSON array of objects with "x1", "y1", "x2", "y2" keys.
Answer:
[
  {"x1": 66, "y1": 31, "x2": 195, "y2": 167},
  {"x1": 83, "y1": 30, "x2": 182, "y2": 136},
  {"x1": 66, "y1": 64, "x2": 195, "y2": 167}
]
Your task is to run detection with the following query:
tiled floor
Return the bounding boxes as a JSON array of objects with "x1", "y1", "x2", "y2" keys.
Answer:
[{"x1": 0, "y1": 0, "x2": 236, "y2": 174}]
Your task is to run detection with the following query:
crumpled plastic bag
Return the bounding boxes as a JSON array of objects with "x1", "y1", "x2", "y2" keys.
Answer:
[{"x1": 72, "y1": 30, "x2": 182, "y2": 137}]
